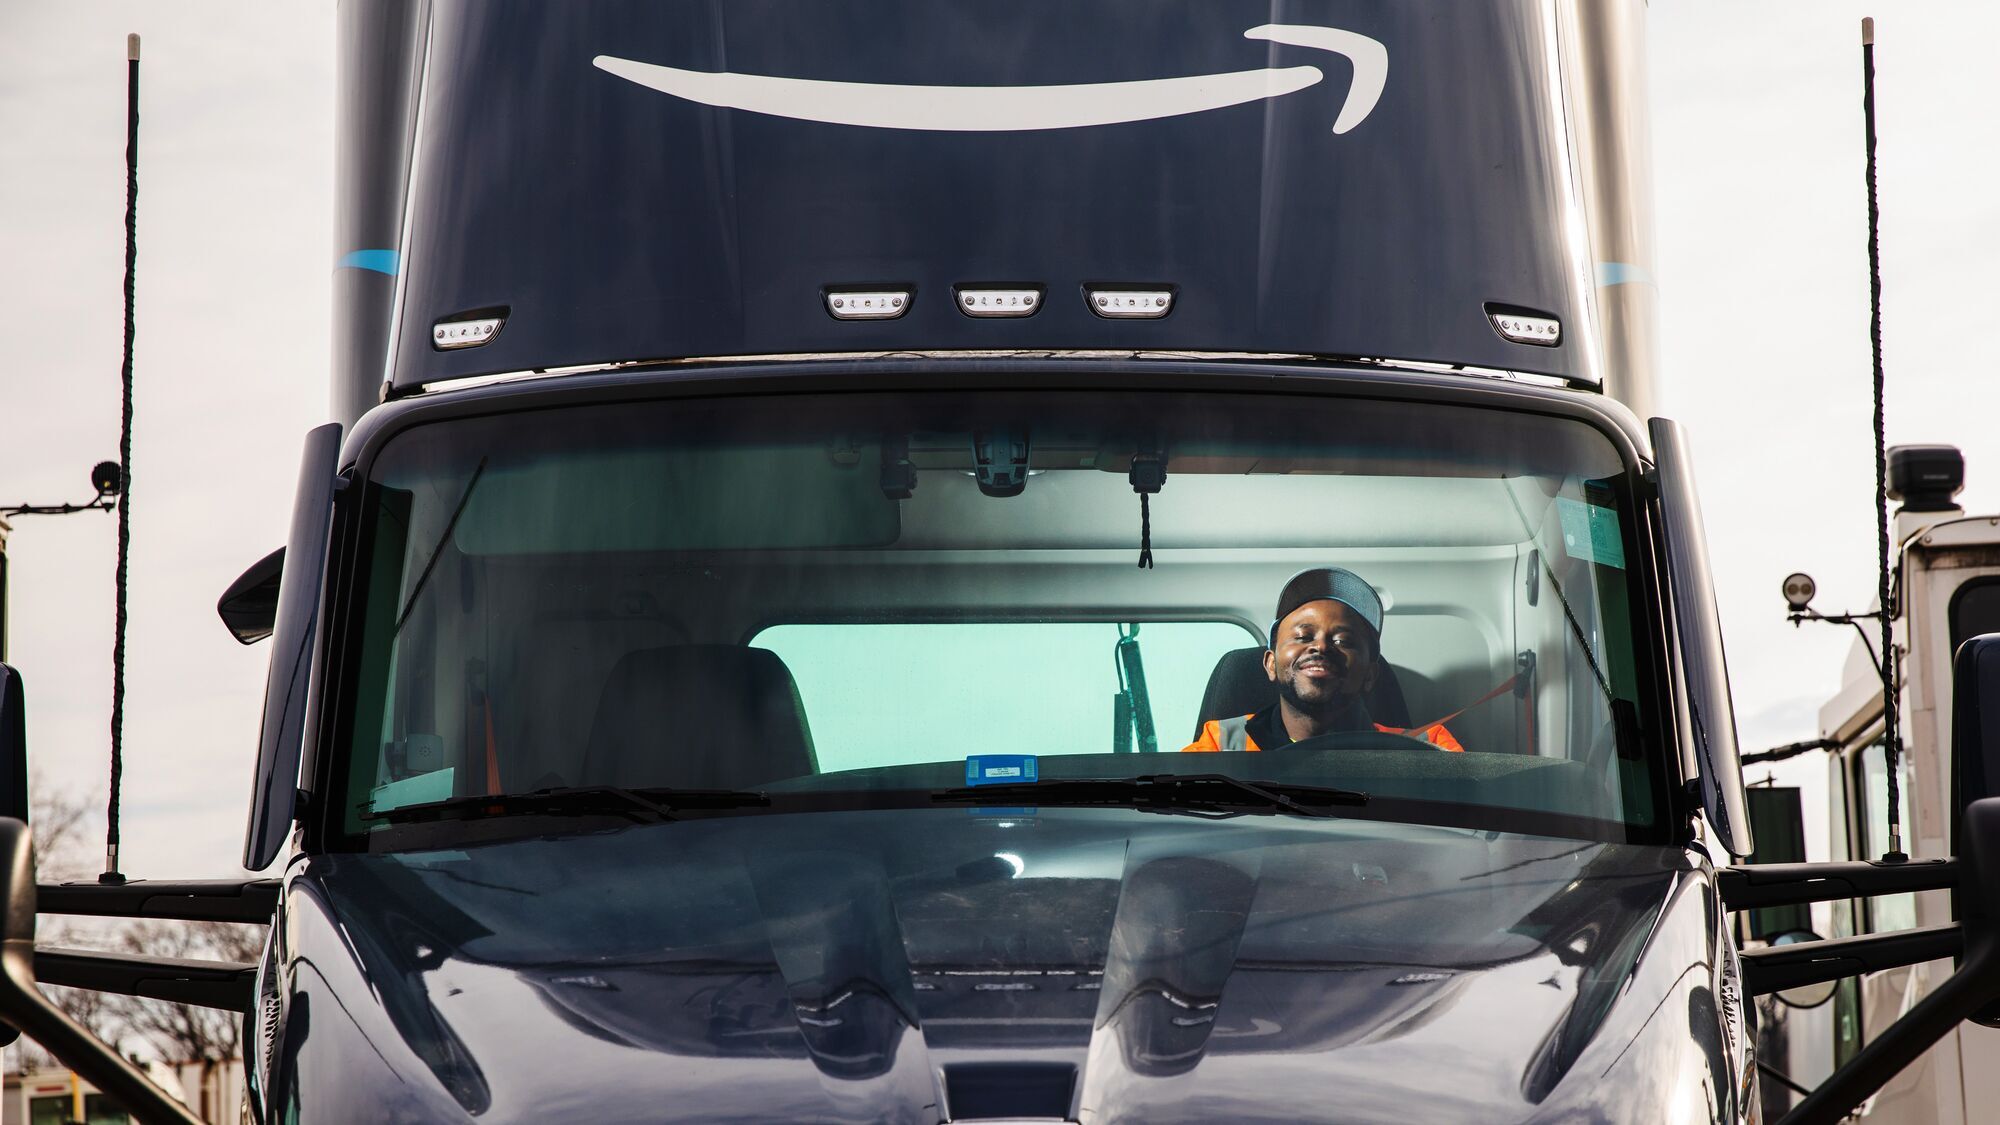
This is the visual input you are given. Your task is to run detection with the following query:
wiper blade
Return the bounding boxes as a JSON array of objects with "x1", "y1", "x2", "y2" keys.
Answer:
[
  {"x1": 362, "y1": 784, "x2": 770, "y2": 825},
  {"x1": 395, "y1": 457, "x2": 487, "y2": 635},
  {"x1": 929, "y1": 773, "x2": 1367, "y2": 819}
]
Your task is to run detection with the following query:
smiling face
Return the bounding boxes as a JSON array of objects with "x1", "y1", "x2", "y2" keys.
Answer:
[{"x1": 1264, "y1": 599, "x2": 1379, "y2": 728}]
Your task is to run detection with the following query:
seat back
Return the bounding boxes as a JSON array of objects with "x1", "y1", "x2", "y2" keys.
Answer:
[
  {"x1": 582, "y1": 645, "x2": 817, "y2": 790},
  {"x1": 1193, "y1": 647, "x2": 1413, "y2": 738}
]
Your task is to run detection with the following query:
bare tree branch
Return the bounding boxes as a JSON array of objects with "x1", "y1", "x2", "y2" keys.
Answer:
[
  {"x1": 9, "y1": 781, "x2": 267, "y2": 1075},
  {"x1": 30, "y1": 772, "x2": 98, "y2": 884},
  {"x1": 104, "y1": 920, "x2": 263, "y2": 1063}
]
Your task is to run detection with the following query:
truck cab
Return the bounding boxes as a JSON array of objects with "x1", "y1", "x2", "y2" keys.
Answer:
[
  {"x1": 254, "y1": 360, "x2": 1734, "y2": 1123},
  {"x1": 224, "y1": 4, "x2": 1772, "y2": 1118},
  {"x1": 16, "y1": 3, "x2": 2000, "y2": 1123}
]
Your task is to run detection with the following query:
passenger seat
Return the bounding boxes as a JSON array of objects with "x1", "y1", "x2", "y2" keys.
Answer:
[{"x1": 581, "y1": 645, "x2": 818, "y2": 790}]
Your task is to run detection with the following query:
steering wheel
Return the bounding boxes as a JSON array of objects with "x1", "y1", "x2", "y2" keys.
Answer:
[{"x1": 1281, "y1": 728, "x2": 1444, "y2": 755}]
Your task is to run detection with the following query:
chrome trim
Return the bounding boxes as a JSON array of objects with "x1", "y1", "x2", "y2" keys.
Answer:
[{"x1": 410, "y1": 350, "x2": 1597, "y2": 398}]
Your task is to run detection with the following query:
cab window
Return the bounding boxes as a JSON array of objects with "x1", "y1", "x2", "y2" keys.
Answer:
[{"x1": 331, "y1": 388, "x2": 1668, "y2": 844}]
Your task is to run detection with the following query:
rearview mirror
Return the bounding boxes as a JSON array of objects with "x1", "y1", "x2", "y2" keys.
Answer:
[
  {"x1": 1650, "y1": 417, "x2": 1754, "y2": 857},
  {"x1": 1954, "y1": 634, "x2": 2000, "y2": 843},
  {"x1": 244, "y1": 424, "x2": 342, "y2": 870},
  {"x1": 0, "y1": 665, "x2": 26, "y2": 825},
  {"x1": 217, "y1": 546, "x2": 284, "y2": 644},
  {"x1": 1953, "y1": 634, "x2": 2000, "y2": 1026}
]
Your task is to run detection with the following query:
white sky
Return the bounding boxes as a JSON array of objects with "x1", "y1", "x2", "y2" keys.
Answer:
[{"x1": 0, "y1": 2, "x2": 1996, "y2": 876}]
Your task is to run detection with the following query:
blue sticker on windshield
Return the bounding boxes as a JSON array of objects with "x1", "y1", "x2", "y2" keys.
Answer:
[
  {"x1": 1555, "y1": 497, "x2": 1625, "y2": 569},
  {"x1": 966, "y1": 754, "x2": 1038, "y2": 787}
]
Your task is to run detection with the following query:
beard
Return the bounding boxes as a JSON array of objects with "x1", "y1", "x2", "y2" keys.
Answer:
[{"x1": 1275, "y1": 663, "x2": 1368, "y2": 726}]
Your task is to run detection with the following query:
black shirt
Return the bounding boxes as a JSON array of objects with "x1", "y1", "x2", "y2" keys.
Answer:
[{"x1": 1243, "y1": 701, "x2": 1375, "y2": 749}]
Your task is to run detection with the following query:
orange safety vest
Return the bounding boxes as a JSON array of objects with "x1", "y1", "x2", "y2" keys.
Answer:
[{"x1": 1183, "y1": 713, "x2": 1463, "y2": 753}]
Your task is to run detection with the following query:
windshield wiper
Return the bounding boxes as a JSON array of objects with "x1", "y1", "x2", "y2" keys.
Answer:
[
  {"x1": 929, "y1": 773, "x2": 1367, "y2": 819},
  {"x1": 394, "y1": 457, "x2": 488, "y2": 635},
  {"x1": 361, "y1": 784, "x2": 770, "y2": 826}
]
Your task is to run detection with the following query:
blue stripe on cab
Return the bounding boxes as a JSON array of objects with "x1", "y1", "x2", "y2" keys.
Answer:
[
  {"x1": 1595, "y1": 261, "x2": 1653, "y2": 288},
  {"x1": 337, "y1": 249, "x2": 400, "y2": 275}
]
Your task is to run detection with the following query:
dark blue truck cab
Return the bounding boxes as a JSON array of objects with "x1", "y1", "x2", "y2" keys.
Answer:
[{"x1": 7, "y1": 4, "x2": 2000, "y2": 1123}]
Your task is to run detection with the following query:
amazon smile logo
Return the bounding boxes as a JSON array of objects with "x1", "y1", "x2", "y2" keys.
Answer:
[{"x1": 593, "y1": 24, "x2": 1387, "y2": 134}]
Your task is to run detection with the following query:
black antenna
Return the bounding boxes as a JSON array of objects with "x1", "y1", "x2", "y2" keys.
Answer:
[
  {"x1": 103, "y1": 33, "x2": 141, "y2": 884},
  {"x1": 1862, "y1": 16, "x2": 1906, "y2": 863}
]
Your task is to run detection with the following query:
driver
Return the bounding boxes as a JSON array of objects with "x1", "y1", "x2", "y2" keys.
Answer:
[{"x1": 1182, "y1": 566, "x2": 1462, "y2": 753}]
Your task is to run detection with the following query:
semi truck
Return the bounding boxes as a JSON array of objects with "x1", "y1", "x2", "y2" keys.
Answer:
[
  {"x1": 4, "y1": 3, "x2": 2000, "y2": 1122},
  {"x1": 1746, "y1": 444, "x2": 2000, "y2": 1122}
]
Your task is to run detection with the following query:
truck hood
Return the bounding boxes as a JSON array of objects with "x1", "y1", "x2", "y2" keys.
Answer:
[{"x1": 279, "y1": 809, "x2": 1730, "y2": 1122}]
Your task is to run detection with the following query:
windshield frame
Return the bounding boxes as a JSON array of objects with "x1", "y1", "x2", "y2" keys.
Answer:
[{"x1": 303, "y1": 358, "x2": 1686, "y2": 856}]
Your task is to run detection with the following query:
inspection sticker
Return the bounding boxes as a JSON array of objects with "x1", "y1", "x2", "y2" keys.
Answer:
[
  {"x1": 966, "y1": 754, "x2": 1039, "y2": 787},
  {"x1": 1555, "y1": 497, "x2": 1626, "y2": 569}
]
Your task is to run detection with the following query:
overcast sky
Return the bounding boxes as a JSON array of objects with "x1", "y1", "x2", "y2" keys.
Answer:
[{"x1": 1, "y1": 2, "x2": 1996, "y2": 876}]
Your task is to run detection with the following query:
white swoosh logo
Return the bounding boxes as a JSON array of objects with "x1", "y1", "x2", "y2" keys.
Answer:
[{"x1": 593, "y1": 24, "x2": 1387, "y2": 135}]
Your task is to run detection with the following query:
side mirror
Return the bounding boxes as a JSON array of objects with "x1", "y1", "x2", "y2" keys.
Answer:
[
  {"x1": 1954, "y1": 634, "x2": 2000, "y2": 844},
  {"x1": 217, "y1": 546, "x2": 285, "y2": 644},
  {"x1": 1953, "y1": 632, "x2": 2000, "y2": 1025},
  {"x1": 244, "y1": 424, "x2": 343, "y2": 871},
  {"x1": 1650, "y1": 417, "x2": 1754, "y2": 857},
  {"x1": 0, "y1": 666, "x2": 25, "y2": 824}
]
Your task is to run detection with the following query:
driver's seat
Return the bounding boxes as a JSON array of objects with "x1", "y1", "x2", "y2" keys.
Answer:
[
  {"x1": 582, "y1": 645, "x2": 818, "y2": 790},
  {"x1": 1192, "y1": 647, "x2": 1413, "y2": 740}
]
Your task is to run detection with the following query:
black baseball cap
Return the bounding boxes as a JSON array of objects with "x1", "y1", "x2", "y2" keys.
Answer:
[{"x1": 1269, "y1": 567, "x2": 1384, "y2": 647}]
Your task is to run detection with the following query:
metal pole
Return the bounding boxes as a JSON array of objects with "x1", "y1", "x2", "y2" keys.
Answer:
[
  {"x1": 1861, "y1": 17, "x2": 1906, "y2": 862},
  {"x1": 105, "y1": 34, "x2": 139, "y2": 884}
]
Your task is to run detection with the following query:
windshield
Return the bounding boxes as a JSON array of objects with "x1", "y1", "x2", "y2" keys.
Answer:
[{"x1": 330, "y1": 388, "x2": 1668, "y2": 846}]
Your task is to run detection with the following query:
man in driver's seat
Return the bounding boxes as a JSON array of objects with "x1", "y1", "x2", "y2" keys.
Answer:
[{"x1": 1183, "y1": 567, "x2": 1462, "y2": 752}]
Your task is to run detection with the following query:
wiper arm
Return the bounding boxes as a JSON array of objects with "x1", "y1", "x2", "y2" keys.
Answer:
[
  {"x1": 929, "y1": 773, "x2": 1367, "y2": 819},
  {"x1": 361, "y1": 784, "x2": 770, "y2": 825},
  {"x1": 394, "y1": 457, "x2": 487, "y2": 635}
]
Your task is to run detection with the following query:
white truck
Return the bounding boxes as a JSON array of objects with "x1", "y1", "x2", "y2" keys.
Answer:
[{"x1": 1751, "y1": 443, "x2": 2000, "y2": 1122}]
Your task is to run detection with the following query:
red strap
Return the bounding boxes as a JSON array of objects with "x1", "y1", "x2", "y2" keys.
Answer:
[{"x1": 1415, "y1": 673, "x2": 1520, "y2": 732}]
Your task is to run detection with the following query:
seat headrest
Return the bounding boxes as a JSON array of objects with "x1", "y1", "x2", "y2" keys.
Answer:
[
  {"x1": 583, "y1": 645, "x2": 817, "y2": 790},
  {"x1": 1193, "y1": 647, "x2": 1412, "y2": 738}
]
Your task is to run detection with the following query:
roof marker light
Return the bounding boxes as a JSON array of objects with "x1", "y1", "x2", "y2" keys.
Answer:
[
  {"x1": 957, "y1": 287, "x2": 1041, "y2": 318},
  {"x1": 825, "y1": 289, "x2": 911, "y2": 320},
  {"x1": 1485, "y1": 304, "x2": 1562, "y2": 347},
  {"x1": 1087, "y1": 288, "x2": 1174, "y2": 319},
  {"x1": 432, "y1": 309, "x2": 506, "y2": 350}
]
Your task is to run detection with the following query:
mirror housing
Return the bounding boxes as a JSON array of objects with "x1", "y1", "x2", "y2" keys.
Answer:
[
  {"x1": 0, "y1": 666, "x2": 24, "y2": 825},
  {"x1": 244, "y1": 424, "x2": 343, "y2": 870},
  {"x1": 217, "y1": 546, "x2": 285, "y2": 644},
  {"x1": 1952, "y1": 631, "x2": 2000, "y2": 1031},
  {"x1": 1650, "y1": 418, "x2": 1754, "y2": 857},
  {"x1": 1953, "y1": 633, "x2": 2000, "y2": 844}
]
